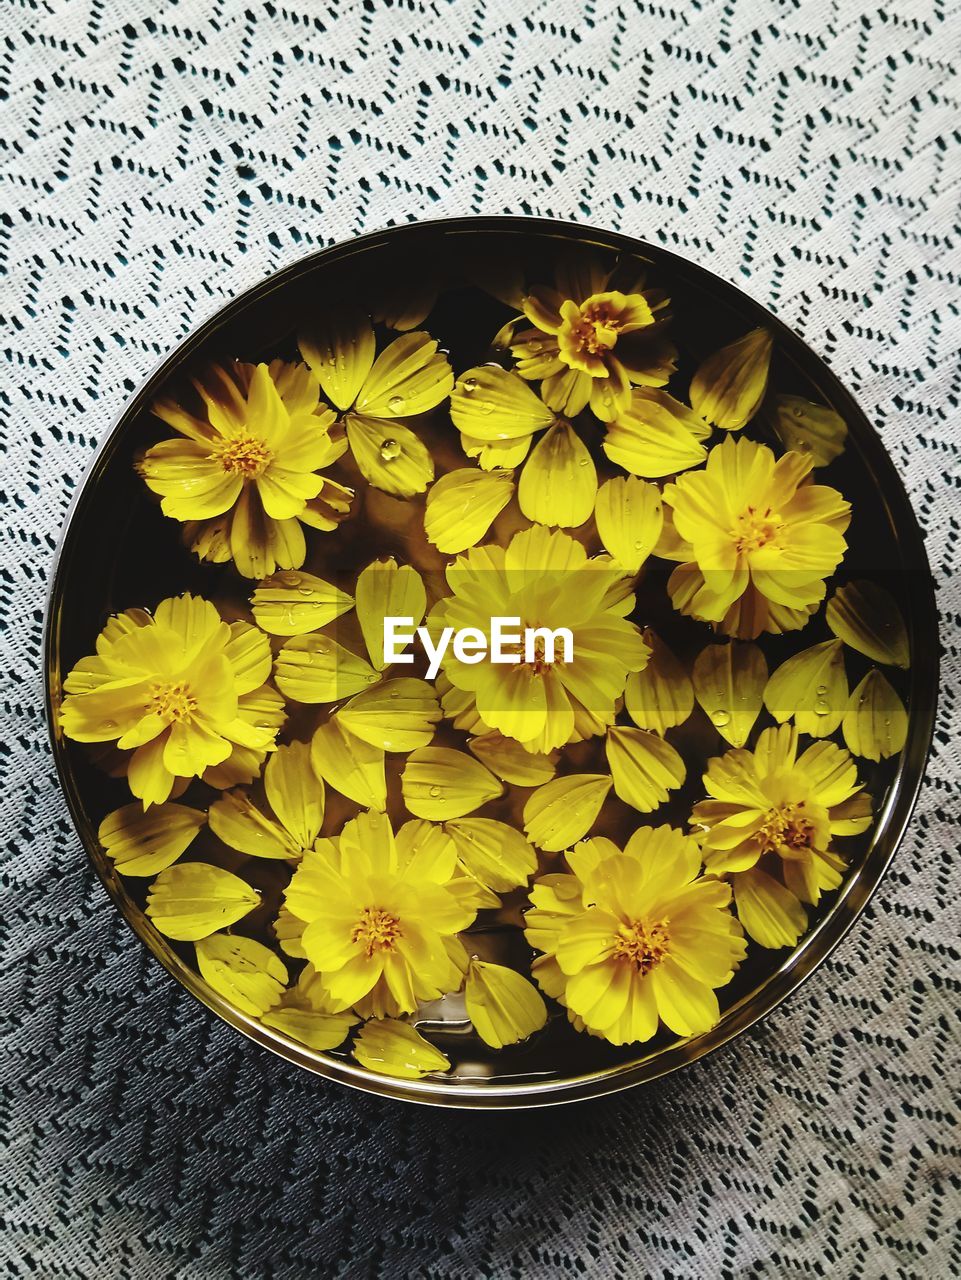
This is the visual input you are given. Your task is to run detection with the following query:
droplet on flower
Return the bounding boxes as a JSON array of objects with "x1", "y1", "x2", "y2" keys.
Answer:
[
  {"x1": 429, "y1": 785, "x2": 441, "y2": 798},
  {"x1": 387, "y1": 394, "x2": 405, "y2": 412},
  {"x1": 379, "y1": 438, "x2": 401, "y2": 461},
  {"x1": 462, "y1": 377, "x2": 477, "y2": 393},
  {"x1": 814, "y1": 698, "x2": 830, "y2": 716},
  {"x1": 710, "y1": 709, "x2": 731, "y2": 728}
]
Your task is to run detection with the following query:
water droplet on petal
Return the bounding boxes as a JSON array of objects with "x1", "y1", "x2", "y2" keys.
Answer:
[
  {"x1": 101, "y1": 719, "x2": 117, "y2": 731},
  {"x1": 711, "y1": 709, "x2": 731, "y2": 728},
  {"x1": 380, "y1": 438, "x2": 401, "y2": 461},
  {"x1": 462, "y1": 377, "x2": 477, "y2": 393},
  {"x1": 814, "y1": 698, "x2": 830, "y2": 716},
  {"x1": 387, "y1": 394, "x2": 404, "y2": 413},
  {"x1": 429, "y1": 785, "x2": 441, "y2": 798},
  {"x1": 296, "y1": 585, "x2": 312, "y2": 596}
]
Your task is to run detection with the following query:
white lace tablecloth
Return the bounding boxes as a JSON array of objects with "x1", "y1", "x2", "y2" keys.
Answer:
[{"x1": 1, "y1": 1, "x2": 959, "y2": 1275}]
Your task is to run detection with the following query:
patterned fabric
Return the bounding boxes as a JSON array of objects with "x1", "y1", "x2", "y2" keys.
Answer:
[{"x1": 2, "y1": 0, "x2": 959, "y2": 1275}]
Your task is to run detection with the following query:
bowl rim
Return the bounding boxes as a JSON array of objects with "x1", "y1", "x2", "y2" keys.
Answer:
[{"x1": 43, "y1": 213, "x2": 940, "y2": 1109}]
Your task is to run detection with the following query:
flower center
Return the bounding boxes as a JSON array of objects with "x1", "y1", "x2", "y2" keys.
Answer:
[
  {"x1": 758, "y1": 802, "x2": 814, "y2": 854},
  {"x1": 564, "y1": 299, "x2": 622, "y2": 356},
  {"x1": 351, "y1": 906, "x2": 402, "y2": 958},
  {"x1": 217, "y1": 435, "x2": 273, "y2": 477},
  {"x1": 150, "y1": 680, "x2": 198, "y2": 723},
  {"x1": 731, "y1": 505, "x2": 784, "y2": 554},
  {"x1": 611, "y1": 919, "x2": 670, "y2": 974}
]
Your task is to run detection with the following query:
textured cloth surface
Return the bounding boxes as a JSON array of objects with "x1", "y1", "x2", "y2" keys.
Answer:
[{"x1": 1, "y1": 1, "x2": 959, "y2": 1277}]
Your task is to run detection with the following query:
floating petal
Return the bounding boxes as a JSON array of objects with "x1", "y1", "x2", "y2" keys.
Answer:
[
  {"x1": 467, "y1": 732, "x2": 558, "y2": 786},
  {"x1": 692, "y1": 642, "x2": 767, "y2": 747},
  {"x1": 274, "y1": 634, "x2": 378, "y2": 704},
  {"x1": 460, "y1": 431, "x2": 532, "y2": 471},
  {"x1": 146, "y1": 863, "x2": 260, "y2": 941},
  {"x1": 336, "y1": 678, "x2": 441, "y2": 751},
  {"x1": 605, "y1": 726, "x2": 686, "y2": 812},
  {"x1": 690, "y1": 327, "x2": 773, "y2": 431},
  {"x1": 768, "y1": 395, "x2": 847, "y2": 467},
  {"x1": 733, "y1": 867, "x2": 806, "y2": 949},
  {"x1": 764, "y1": 639, "x2": 847, "y2": 737},
  {"x1": 523, "y1": 774, "x2": 612, "y2": 852},
  {"x1": 518, "y1": 420, "x2": 597, "y2": 528},
  {"x1": 346, "y1": 414, "x2": 434, "y2": 498},
  {"x1": 842, "y1": 669, "x2": 908, "y2": 761},
  {"x1": 444, "y1": 818, "x2": 538, "y2": 892},
  {"x1": 465, "y1": 960, "x2": 548, "y2": 1048},
  {"x1": 352, "y1": 1018, "x2": 451, "y2": 1079},
  {"x1": 449, "y1": 366, "x2": 555, "y2": 442},
  {"x1": 424, "y1": 468, "x2": 515, "y2": 553},
  {"x1": 299, "y1": 305, "x2": 375, "y2": 411},
  {"x1": 624, "y1": 628, "x2": 694, "y2": 736},
  {"x1": 354, "y1": 330, "x2": 453, "y2": 418},
  {"x1": 264, "y1": 740, "x2": 325, "y2": 850},
  {"x1": 602, "y1": 396, "x2": 708, "y2": 477},
  {"x1": 310, "y1": 719, "x2": 387, "y2": 809},
  {"x1": 826, "y1": 580, "x2": 909, "y2": 669},
  {"x1": 195, "y1": 933, "x2": 288, "y2": 1017},
  {"x1": 356, "y1": 556, "x2": 427, "y2": 670},
  {"x1": 251, "y1": 570, "x2": 354, "y2": 637},
  {"x1": 98, "y1": 802, "x2": 205, "y2": 877},
  {"x1": 594, "y1": 475, "x2": 664, "y2": 571},
  {"x1": 401, "y1": 747, "x2": 503, "y2": 820}
]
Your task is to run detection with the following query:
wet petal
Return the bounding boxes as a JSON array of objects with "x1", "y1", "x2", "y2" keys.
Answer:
[
  {"x1": 264, "y1": 740, "x2": 325, "y2": 849},
  {"x1": 355, "y1": 556, "x2": 427, "y2": 670},
  {"x1": 310, "y1": 718, "x2": 387, "y2": 809},
  {"x1": 450, "y1": 366, "x2": 555, "y2": 442},
  {"x1": 299, "y1": 304, "x2": 375, "y2": 411},
  {"x1": 763, "y1": 638, "x2": 847, "y2": 737},
  {"x1": 605, "y1": 726, "x2": 686, "y2": 812},
  {"x1": 768, "y1": 395, "x2": 847, "y2": 467},
  {"x1": 594, "y1": 475, "x2": 663, "y2": 571},
  {"x1": 465, "y1": 960, "x2": 548, "y2": 1048},
  {"x1": 346, "y1": 413, "x2": 434, "y2": 498},
  {"x1": 467, "y1": 732, "x2": 558, "y2": 786},
  {"x1": 444, "y1": 818, "x2": 537, "y2": 892},
  {"x1": 624, "y1": 628, "x2": 694, "y2": 736},
  {"x1": 518, "y1": 420, "x2": 597, "y2": 528},
  {"x1": 355, "y1": 330, "x2": 453, "y2": 417},
  {"x1": 98, "y1": 802, "x2": 205, "y2": 877},
  {"x1": 274, "y1": 634, "x2": 378, "y2": 703},
  {"x1": 401, "y1": 746, "x2": 503, "y2": 820},
  {"x1": 352, "y1": 1019, "x2": 450, "y2": 1079},
  {"x1": 251, "y1": 570, "x2": 354, "y2": 637},
  {"x1": 523, "y1": 774, "x2": 612, "y2": 851},
  {"x1": 692, "y1": 642, "x2": 767, "y2": 747},
  {"x1": 690, "y1": 327, "x2": 773, "y2": 431},
  {"x1": 733, "y1": 867, "x2": 807, "y2": 949},
  {"x1": 146, "y1": 863, "x2": 260, "y2": 941},
  {"x1": 424, "y1": 468, "x2": 515, "y2": 553},
  {"x1": 842, "y1": 669, "x2": 908, "y2": 761},
  {"x1": 195, "y1": 933, "x2": 288, "y2": 1017},
  {"x1": 336, "y1": 678, "x2": 441, "y2": 751},
  {"x1": 826, "y1": 580, "x2": 909, "y2": 669}
]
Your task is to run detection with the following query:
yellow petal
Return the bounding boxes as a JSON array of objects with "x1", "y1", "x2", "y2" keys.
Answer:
[
  {"x1": 352, "y1": 1018, "x2": 450, "y2": 1079},
  {"x1": 261, "y1": 1004, "x2": 356, "y2": 1051},
  {"x1": 768, "y1": 395, "x2": 847, "y2": 466},
  {"x1": 274, "y1": 634, "x2": 378, "y2": 703},
  {"x1": 594, "y1": 475, "x2": 664, "y2": 570},
  {"x1": 763, "y1": 639, "x2": 847, "y2": 737},
  {"x1": 336, "y1": 677, "x2": 441, "y2": 751},
  {"x1": 299, "y1": 304, "x2": 375, "y2": 411},
  {"x1": 355, "y1": 556, "x2": 427, "y2": 670},
  {"x1": 449, "y1": 366, "x2": 555, "y2": 442},
  {"x1": 692, "y1": 642, "x2": 767, "y2": 747},
  {"x1": 523, "y1": 774, "x2": 612, "y2": 852},
  {"x1": 825, "y1": 580, "x2": 909, "y2": 669},
  {"x1": 518, "y1": 420, "x2": 596, "y2": 528},
  {"x1": 690, "y1": 327, "x2": 773, "y2": 430},
  {"x1": 602, "y1": 395, "x2": 708, "y2": 478},
  {"x1": 424, "y1": 468, "x2": 515, "y2": 553},
  {"x1": 310, "y1": 718, "x2": 387, "y2": 809},
  {"x1": 251, "y1": 570, "x2": 354, "y2": 637},
  {"x1": 842, "y1": 669, "x2": 908, "y2": 761},
  {"x1": 346, "y1": 413, "x2": 434, "y2": 497},
  {"x1": 649, "y1": 958, "x2": 720, "y2": 1038},
  {"x1": 355, "y1": 330, "x2": 453, "y2": 417},
  {"x1": 401, "y1": 746, "x2": 503, "y2": 820},
  {"x1": 195, "y1": 933, "x2": 288, "y2": 1017},
  {"x1": 624, "y1": 628, "x2": 694, "y2": 735},
  {"x1": 465, "y1": 960, "x2": 548, "y2": 1048},
  {"x1": 208, "y1": 790, "x2": 301, "y2": 859},
  {"x1": 264, "y1": 740, "x2": 324, "y2": 849},
  {"x1": 733, "y1": 867, "x2": 807, "y2": 949},
  {"x1": 460, "y1": 431, "x2": 532, "y2": 471},
  {"x1": 98, "y1": 802, "x2": 205, "y2": 877},
  {"x1": 605, "y1": 726, "x2": 686, "y2": 811},
  {"x1": 145, "y1": 863, "x2": 260, "y2": 941},
  {"x1": 444, "y1": 818, "x2": 537, "y2": 892},
  {"x1": 467, "y1": 732, "x2": 558, "y2": 786}
]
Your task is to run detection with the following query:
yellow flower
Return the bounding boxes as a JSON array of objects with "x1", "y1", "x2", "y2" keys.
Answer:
[
  {"x1": 426, "y1": 524, "x2": 650, "y2": 753},
  {"x1": 690, "y1": 724, "x2": 873, "y2": 948},
  {"x1": 139, "y1": 360, "x2": 352, "y2": 578},
  {"x1": 283, "y1": 810, "x2": 475, "y2": 1015},
  {"x1": 525, "y1": 827, "x2": 745, "y2": 1044},
  {"x1": 511, "y1": 250, "x2": 676, "y2": 421},
  {"x1": 300, "y1": 306, "x2": 453, "y2": 497},
  {"x1": 59, "y1": 595, "x2": 281, "y2": 807},
  {"x1": 661, "y1": 436, "x2": 850, "y2": 638}
]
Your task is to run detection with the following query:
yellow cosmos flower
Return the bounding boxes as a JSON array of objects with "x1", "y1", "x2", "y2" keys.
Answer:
[
  {"x1": 426, "y1": 524, "x2": 650, "y2": 753},
  {"x1": 283, "y1": 810, "x2": 475, "y2": 1016},
  {"x1": 300, "y1": 306, "x2": 453, "y2": 498},
  {"x1": 59, "y1": 595, "x2": 280, "y2": 807},
  {"x1": 661, "y1": 436, "x2": 851, "y2": 639},
  {"x1": 525, "y1": 827, "x2": 746, "y2": 1044},
  {"x1": 140, "y1": 360, "x2": 353, "y2": 579},
  {"x1": 511, "y1": 250, "x2": 676, "y2": 421},
  {"x1": 690, "y1": 724, "x2": 873, "y2": 949}
]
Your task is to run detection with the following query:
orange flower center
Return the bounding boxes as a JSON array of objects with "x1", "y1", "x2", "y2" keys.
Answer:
[
  {"x1": 758, "y1": 802, "x2": 814, "y2": 854},
  {"x1": 560, "y1": 298, "x2": 623, "y2": 358},
  {"x1": 351, "y1": 906, "x2": 402, "y2": 958},
  {"x1": 150, "y1": 680, "x2": 198, "y2": 723},
  {"x1": 218, "y1": 435, "x2": 273, "y2": 477},
  {"x1": 731, "y1": 505, "x2": 784, "y2": 554},
  {"x1": 612, "y1": 919, "x2": 670, "y2": 974}
]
